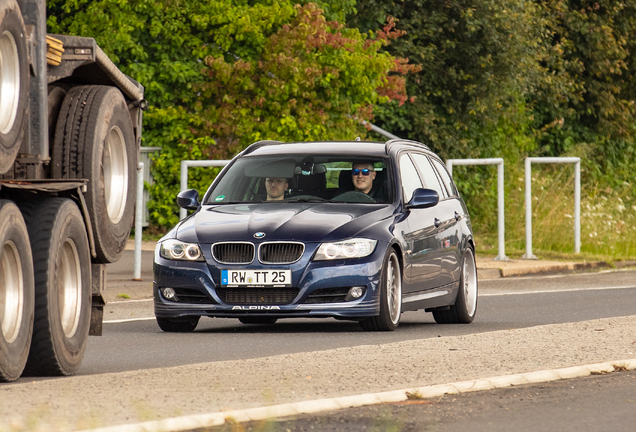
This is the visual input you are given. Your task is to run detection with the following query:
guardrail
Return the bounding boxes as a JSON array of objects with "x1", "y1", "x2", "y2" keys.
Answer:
[
  {"x1": 523, "y1": 157, "x2": 581, "y2": 259},
  {"x1": 446, "y1": 158, "x2": 508, "y2": 262}
]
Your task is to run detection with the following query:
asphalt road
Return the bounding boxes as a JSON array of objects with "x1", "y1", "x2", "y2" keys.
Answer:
[
  {"x1": 79, "y1": 269, "x2": 636, "y2": 375},
  {"x1": 208, "y1": 371, "x2": 636, "y2": 432}
]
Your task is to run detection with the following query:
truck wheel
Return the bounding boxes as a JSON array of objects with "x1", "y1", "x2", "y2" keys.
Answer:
[
  {"x1": 0, "y1": 0, "x2": 29, "y2": 174},
  {"x1": 433, "y1": 247, "x2": 478, "y2": 324},
  {"x1": 19, "y1": 198, "x2": 91, "y2": 376},
  {"x1": 0, "y1": 201, "x2": 34, "y2": 382},
  {"x1": 156, "y1": 316, "x2": 199, "y2": 333},
  {"x1": 52, "y1": 85, "x2": 137, "y2": 263}
]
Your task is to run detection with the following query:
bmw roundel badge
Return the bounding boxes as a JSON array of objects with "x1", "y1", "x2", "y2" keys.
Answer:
[{"x1": 253, "y1": 232, "x2": 266, "y2": 239}]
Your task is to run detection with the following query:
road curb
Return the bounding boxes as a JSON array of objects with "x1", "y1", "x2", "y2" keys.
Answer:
[
  {"x1": 79, "y1": 358, "x2": 636, "y2": 432},
  {"x1": 477, "y1": 260, "x2": 614, "y2": 280}
]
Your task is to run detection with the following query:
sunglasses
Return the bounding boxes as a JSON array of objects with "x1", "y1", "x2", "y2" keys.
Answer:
[{"x1": 352, "y1": 168, "x2": 372, "y2": 176}]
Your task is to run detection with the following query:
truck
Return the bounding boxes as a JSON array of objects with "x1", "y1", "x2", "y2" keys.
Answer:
[{"x1": 0, "y1": 0, "x2": 145, "y2": 381}]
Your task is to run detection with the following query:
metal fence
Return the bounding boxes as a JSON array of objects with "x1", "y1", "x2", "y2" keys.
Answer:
[
  {"x1": 523, "y1": 157, "x2": 581, "y2": 259},
  {"x1": 446, "y1": 158, "x2": 508, "y2": 261}
]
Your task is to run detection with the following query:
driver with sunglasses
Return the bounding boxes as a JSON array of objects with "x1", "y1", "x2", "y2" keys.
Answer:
[{"x1": 351, "y1": 162, "x2": 377, "y2": 195}]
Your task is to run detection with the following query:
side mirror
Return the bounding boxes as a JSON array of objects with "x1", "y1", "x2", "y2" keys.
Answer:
[
  {"x1": 407, "y1": 188, "x2": 439, "y2": 209},
  {"x1": 177, "y1": 189, "x2": 200, "y2": 211}
]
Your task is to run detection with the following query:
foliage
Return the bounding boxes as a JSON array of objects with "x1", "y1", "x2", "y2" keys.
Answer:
[
  {"x1": 348, "y1": 0, "x2": 547, "y2": 160},
  {"x1": 348, "y1": 0, "x2": 636, "y2": 255},
  {"x1": 47, "y1": 1, "x2": 416, "y2": 228}
]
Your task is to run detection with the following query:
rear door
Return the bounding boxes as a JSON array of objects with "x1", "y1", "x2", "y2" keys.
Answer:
[{"x1": 412, "y1": 154, "x2": 463, "y2": 287}]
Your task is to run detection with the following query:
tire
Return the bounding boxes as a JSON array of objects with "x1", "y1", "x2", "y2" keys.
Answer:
[
  {"x1": 360, "y1": 248, "x2": 402, "y2": 331},
  {"x1": 433, "y1": 247, "x2": 478, "y2": 324},
  {"x1": 156, "y1": 316, "x2": 199, "y2": 333},
  {"x1": 0, "y1": 0, "x2": 29, "y2": 174},
  {"x1": 238, "y1": 317, "x2": 278, "y2": 325},
  {"x1": 0, "y1": 201, "x2": 34, "y2": 382},
  {"x1": 47, "y1": 86, "x2": 67, "y2": 155},
  {"x1": 52, "y1": 85, "x2": 137, "y2": 263},
  {"x1": 19, "y1": 198, "x2": 92, "y2": 376}
]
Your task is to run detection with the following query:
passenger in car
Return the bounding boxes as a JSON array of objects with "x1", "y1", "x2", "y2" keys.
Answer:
[{"x1": 265, "y1": 177, "x2": 288, "y2": 201}]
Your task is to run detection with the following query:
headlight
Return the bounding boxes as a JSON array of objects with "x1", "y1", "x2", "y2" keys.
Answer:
[
  {"x1": 160, "y1": 239, "x2": 204, "y2": 261},
  {"x1": 314, "y1": 238, "x2": 377, "y2": 261}
]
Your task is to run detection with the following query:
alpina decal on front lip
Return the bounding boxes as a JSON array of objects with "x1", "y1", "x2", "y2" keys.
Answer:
[
  {"x1": 253, "y1": 232, "x2": 266, "y2": 238},
  {"x1": 232, "y1": 306, "x2": 280, "y2": 310}
]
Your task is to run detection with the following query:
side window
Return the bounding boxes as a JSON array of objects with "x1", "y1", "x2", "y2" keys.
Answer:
[
  {"x1": 399, "y1": 154, "x2": 423, "y2": 203},
  {"x1": 430, "y1": 157, "x2": 457, "y2": 197},
  {"x1": 410, "y1": 153, "x2": 446, "y2": 198}
]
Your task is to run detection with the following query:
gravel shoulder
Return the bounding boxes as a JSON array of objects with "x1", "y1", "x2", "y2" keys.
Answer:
[{"x1": 1, "y1": 315, "x2": 635, "y2": 431}]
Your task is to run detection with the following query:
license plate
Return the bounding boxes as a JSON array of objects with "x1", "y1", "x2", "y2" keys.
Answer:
[{"x1": 221, "y1": 269, "x2": 291, "y2": 287}]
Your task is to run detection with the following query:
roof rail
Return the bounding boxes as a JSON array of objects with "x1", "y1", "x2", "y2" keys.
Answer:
[
  {"x1": 385, "y1": 138, "x2": 431, "y2": 152},
  {"x1": 243, "y1": 140, "x2": 285, "y2": 155}
]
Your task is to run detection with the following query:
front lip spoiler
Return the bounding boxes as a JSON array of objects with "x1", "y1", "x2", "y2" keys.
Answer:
[{"x1": 154, "y1": 298, "x2": 380, "y2": 319}]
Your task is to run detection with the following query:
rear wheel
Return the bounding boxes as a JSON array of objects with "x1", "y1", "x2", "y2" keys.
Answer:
[
  {"x1": 433, "y1": 247, "x2": 478, "y2": 324},
  {"x1": 52, "y1": 85, "x2": 137, "y2": 263},
  {"x1": 0, "y1": 201, "x2": 34, "y2": 382},
  {"x1": 0, "y1": 0, "x2": 29, "y2": 174},
  {"x1": 156, "y1": 316, "x2": 199, "y2": 333},
  {"x1": 360, "y1": 249, "x2": 402, "y2": 331},
  {"x1": 238, "y1": 317, "x2": 278, "y2": 325},
  {"x1": 19, "y1": 199, "x2": 91, "y2": 376}
]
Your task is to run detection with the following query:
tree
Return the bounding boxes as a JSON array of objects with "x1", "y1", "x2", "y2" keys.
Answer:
[{"x1": 47, "y1": 1, "x2": 416, "y2": 227}]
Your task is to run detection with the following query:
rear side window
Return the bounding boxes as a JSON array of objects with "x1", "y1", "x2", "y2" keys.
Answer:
[
  {"x1": 430, "y1": 157, "x2": 457, "y2": 197},
  {"x1": 399, "y1": 154, "x2": 422, "y2": 202},
  {"x1": 410, "y1": 153, "x2": 446, "y2": 198}
]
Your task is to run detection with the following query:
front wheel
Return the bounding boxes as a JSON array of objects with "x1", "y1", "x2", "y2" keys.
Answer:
[
  {"x1": 156, "y1": 316, "x2": 199, "y2": 333},
  {"x1": 360, "y1": 249, "x2": 402, "y2": 331},
  {"x1": 433, "y1": 247, "x2": 478, "y2": 324}
]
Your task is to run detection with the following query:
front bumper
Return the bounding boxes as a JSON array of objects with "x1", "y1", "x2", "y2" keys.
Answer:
[{"x1": 153, "y1": 242, "x2": 386, "y2": 320}]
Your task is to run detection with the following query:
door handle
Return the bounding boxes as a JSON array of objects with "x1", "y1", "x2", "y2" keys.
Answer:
[
  {"x1": 434, "y1": 218, "x2": 442, "y2": 228},
  {"x1": 454, "y1": 211, "x2": 462, "y2": 221}
]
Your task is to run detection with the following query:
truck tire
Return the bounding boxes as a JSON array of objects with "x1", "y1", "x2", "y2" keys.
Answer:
[
  {"x1": 52, "y1": 85, "x2": 137, "y2": 263},
  {"x1": 0, "y1": 0, "x2": 29, "y2": 174},
  {"x1": 19, "y1": 198, "x2": 91, "y2": 376},
  {"x1": 0, "y1": 201, "x2": 34, "y2": 382}
]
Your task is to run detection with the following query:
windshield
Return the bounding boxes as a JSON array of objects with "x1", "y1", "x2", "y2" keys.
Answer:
[{"x1": 204, "y1": 154, "x2": 392, "y2": 204}]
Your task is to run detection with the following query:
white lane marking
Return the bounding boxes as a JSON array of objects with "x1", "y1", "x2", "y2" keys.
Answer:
[
  {"x1": 102, "y1": 286, "x2": 636, "y2": 323},
  {"x1": 107, "y1": 298, "x2": 153, "y2": 304},
  {"x1": 482, "y1": 285, "x2": 636, "y2": 296},
  {"x1": 104, "y1": 317, "x2": 155, "y2": 324}
]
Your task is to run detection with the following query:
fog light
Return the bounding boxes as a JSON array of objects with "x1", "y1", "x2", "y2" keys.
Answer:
[
  {"x1": 162, "y1": 287, "x2": 177, "y2": 300},
  {"x1": 345, "y1": 286, "x2": 365, "y2": 301}
]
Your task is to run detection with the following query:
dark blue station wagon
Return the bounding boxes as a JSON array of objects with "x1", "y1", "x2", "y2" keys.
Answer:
[{"x1": 153, "y1": 139, "x2": 477, "y2": 331}]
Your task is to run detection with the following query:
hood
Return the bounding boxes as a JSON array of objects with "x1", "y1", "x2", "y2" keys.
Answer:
[{"x1": 176, "y1": 203, "x2": 395, "y2": 244}]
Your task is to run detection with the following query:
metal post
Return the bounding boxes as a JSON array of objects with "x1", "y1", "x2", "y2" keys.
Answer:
[
  {"x1": 497, "y1": 161, "x2": 505, "y2": 261},
  {"x1": 133, "y1": 162, "x2": 144, "y2": 280},
  {"x1": 575, "y1": 160, "x2": 581, "y2": 253},
  {"x1": 179, "y1": 160, "x2": 231, "y2": 220},
  {"x1": 523, "y1": 158, "x2": 536, "y2": 259},
  {"x1": 523, "y1": 157, "x2": 581, "y2": 259},
  {"x1": 446, "y1": 158, "x2": 508, "y2": 261}
]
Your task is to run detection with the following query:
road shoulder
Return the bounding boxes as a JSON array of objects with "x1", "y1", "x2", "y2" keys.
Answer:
[{"x1": 2, "y1": 315, "x2": 635, "y2": 431}]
